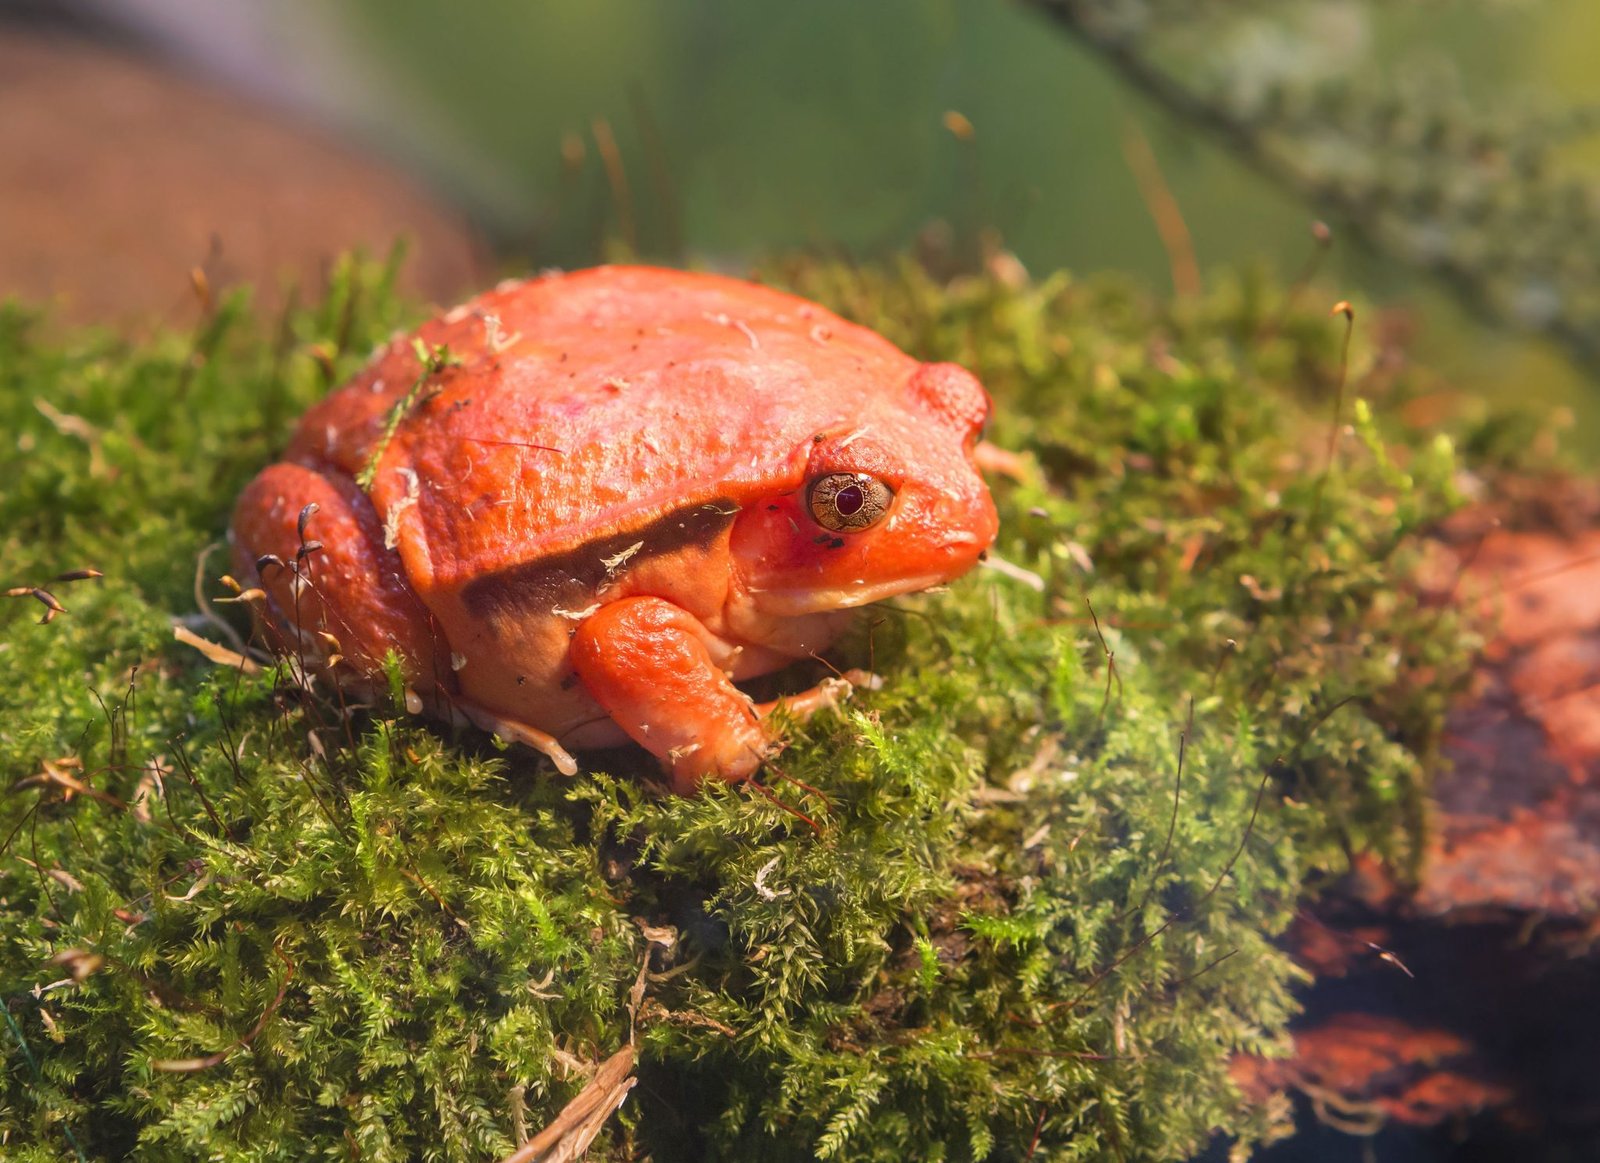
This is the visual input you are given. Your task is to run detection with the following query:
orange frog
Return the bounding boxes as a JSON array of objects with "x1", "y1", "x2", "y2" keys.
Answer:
[{"x1": 232, "y1": 267, "x2": 998, "y2": 791}]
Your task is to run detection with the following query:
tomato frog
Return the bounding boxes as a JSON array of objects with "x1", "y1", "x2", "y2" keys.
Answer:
[{"x1": 231, "y1": 266, "x2": 998, "y2": 792}]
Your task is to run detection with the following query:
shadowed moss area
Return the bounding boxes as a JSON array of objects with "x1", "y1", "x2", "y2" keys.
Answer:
[{"x1": 1, "y1": 256, "x2": 1471, "y2": 1161}]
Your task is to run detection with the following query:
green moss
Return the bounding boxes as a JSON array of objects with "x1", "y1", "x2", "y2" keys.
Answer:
[{"x1": 1, "y1": 255, "x2": 1471, "y2": 1160}]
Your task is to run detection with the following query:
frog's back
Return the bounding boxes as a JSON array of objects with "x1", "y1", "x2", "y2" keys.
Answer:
[{"x1": 283, "y1": 266, "x2": 917, "y2": 595}]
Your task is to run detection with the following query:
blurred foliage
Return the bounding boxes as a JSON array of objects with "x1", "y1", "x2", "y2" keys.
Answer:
[
  {"x1": 0, "y1": 254, "x2": 1478, "y2": 1159},
  {"x1": 1028, "y1": 0, "x2": 1600, "y2": 374},
  {"x1": 330, "y1": 0, "x2": 1600, "y2": 452}
]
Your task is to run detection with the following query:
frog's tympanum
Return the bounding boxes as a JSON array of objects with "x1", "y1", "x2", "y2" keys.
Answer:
[{"x1": 232, "y1": 267, "x2": 998, "y2": 791}]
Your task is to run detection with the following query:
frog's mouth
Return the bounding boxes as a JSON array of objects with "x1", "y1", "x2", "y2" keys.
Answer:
[{"x1": 755, "y1": 574, "x2": 949, "y2": 617}]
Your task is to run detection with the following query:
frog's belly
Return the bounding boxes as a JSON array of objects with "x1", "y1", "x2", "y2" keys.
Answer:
[
  {"x1": 444, "y1": 605, "x2": 611, "y2": 743},
  {"x1": 420, "y1": 516, "x2": 727, "y2": 747},
  {"x1": 422, "y1": 516, "x2": 854, "y2": 753},
  {"x1": 437, "y1": 602, "x2": 850, "y2": 753}
]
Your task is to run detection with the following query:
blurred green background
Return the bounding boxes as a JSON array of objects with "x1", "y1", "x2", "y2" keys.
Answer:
[
  {"x1": 315, "y1": 0, "x2": 1600, "y2": 457},
  {"x1": 7, "y1": 0, "x2": 1598, "y2": 454}
]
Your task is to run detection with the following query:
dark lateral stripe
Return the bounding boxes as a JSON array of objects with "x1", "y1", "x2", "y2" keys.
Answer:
[{"x1": 460, "y1": 498, "x2": 740, "y2": 620}]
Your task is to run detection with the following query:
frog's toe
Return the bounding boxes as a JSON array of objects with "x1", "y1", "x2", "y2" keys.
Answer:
[
  {"x1": 451, "y1": 700, "x2": 580, "y2": 776},
  {"x1": 757, "y1": 668, "x2": 880, "y2": 719}
]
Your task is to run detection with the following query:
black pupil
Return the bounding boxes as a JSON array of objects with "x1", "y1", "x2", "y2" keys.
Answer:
[{"x1": 834, "y1": 483, "x2": 865, "y2": 516}]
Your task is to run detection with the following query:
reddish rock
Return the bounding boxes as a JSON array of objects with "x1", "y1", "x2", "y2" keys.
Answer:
[
  {"x1": 1235, "y1": 1014, "x2": 1509, "y2": 1132},
  {"x1": 1422, "y1": 498, "x2": 1600, "y2": 921},
  {"x1": 1252, "y1": 476, "x2": 1600, "y2": 1154}
]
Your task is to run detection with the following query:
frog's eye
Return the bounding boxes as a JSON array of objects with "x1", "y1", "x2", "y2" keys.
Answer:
[{"x1": 806, "y1": 473, "x2": 894, "y2": 533}]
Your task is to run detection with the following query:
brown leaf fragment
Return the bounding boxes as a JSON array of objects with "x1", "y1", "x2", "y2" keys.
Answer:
[
  {"x1": 173, "y1": 624, "x2": 263, "y2": 675},
  {"x1": 502, "y1": 1045, "x2": 636, "y2": 1163}
]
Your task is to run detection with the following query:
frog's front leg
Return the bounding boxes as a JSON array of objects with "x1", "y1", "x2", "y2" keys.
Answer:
[{"x1": 570, "y1": 597, "x2": 858, "y2": 792}]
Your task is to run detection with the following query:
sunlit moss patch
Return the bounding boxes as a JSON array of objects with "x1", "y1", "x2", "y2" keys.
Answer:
[{"x1": 0, "y1": 255, "x2": 1472, "y2": 1160}]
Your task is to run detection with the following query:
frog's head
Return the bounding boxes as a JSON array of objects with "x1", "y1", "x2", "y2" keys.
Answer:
[{"x1": 731, "y1": 362, "x2": 999, "y2": 618}]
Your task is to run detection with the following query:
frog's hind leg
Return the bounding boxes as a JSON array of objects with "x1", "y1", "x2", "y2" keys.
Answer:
[{"x1": 231, "y1": 462, "x2": 448, "y2": 696}]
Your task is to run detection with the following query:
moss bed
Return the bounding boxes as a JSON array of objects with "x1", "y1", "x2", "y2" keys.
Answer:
[{"x1": 1, "y1": 255, "x2": 1474, "y2": 1160}]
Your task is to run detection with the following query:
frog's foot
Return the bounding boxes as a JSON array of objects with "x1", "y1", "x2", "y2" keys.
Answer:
[
  {"x1": 570, "y1": 597, "x2": 867, "y2": 794},
  {"x1": 450, "y1": 700, "x2": 580, "y2": 777},
  {"x1": 756, "y1": 669, "x2": 879, "y2": 721},
  {"x1": 231, "y1": 462, "x2": 445, "y2": 687}
]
